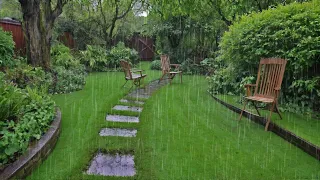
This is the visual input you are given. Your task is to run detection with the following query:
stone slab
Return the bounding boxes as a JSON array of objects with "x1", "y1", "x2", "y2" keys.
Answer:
[
  {"x1": 86, "y1": 153, "x2": 135, "y2": 177},
  {"x1": 99, "y1": 128, "x2": 137, "y2": 137},
  {"x1": 106, "y1": 115, "x2": 139, "y2": 123},
  {"x1": 112, "y1": 105, "x2": 143, "y2": 112},
  {"x1": 119, "y1": 99, "x2": 144, "y2": 105}
]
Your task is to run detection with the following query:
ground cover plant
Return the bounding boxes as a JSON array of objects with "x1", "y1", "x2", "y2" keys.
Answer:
[
  {"x1": 28, "y1": 62, "x2": 320, "y2": 179},
  {"x1": 0, "y1": 76, "x2": 55, "y2": 167}
]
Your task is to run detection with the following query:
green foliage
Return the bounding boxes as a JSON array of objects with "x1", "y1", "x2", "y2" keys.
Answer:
[
  {"x1": 4, "y1": 60, "x2": 52, "y2": 89},
  {"x1": 50, "y1": 66, "x2": 86, "y2": 94},
  {"x1": 150, "y1": 60, "x2": 161, "y2": 70},
  {"x1": 80, "y1": 45, "x2": 108, "y2": 71},
  {"x1": 0, "y1": 79, "x2": 55, "y2": 166},
  {"x1": 0, "y1": 28, "x2": 15, "y2": 68},
  {"x1": 51, "y1": 44, "x2": 80, "y2": 68},
  {"x1": 212, "y1": 1, "x2": 320, "y2": 111},
  {"x1": 107, "y1": 42, "x2": 139, "y2": 68}
]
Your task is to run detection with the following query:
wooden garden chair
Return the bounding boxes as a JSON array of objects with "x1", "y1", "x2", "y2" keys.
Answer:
[
  {"x1": 120, "y1": 60, "x2": 147, "y2": 90},
  {"x1": 158, "y1": 54, "x2": 182, "y2": 85},
  {"x1": 239, "y1": 58, "x2": 287, "y2": 131}
]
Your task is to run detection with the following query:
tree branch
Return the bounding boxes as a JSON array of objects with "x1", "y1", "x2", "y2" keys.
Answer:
[{"x1": 116, "y1": 0, "x2": 134, "y2": 20}]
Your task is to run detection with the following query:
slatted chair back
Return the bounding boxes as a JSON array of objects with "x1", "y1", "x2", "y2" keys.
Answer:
[
  {"x1": 253, "y1": 58, "x2": 287, "y2": 98},
  {"x1": 160, "y1": 54, "x2": 170, "y2": 74},
  {"x1": 120, "y1": 60, "x2": 132, "y2": 80}
]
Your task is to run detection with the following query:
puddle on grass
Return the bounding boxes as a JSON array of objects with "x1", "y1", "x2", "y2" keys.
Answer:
[
  {"x1": 112, "y1": 105, "x2": 143, "y2": 112},
  {"x1": 99, "y1": 128, "x2": 137, "y2": 137},
  {"x1": 106, "y1": 115, "x2": 139, "y2": 123},
  {"x1": 86, "y1": 153, "x2": 135, "y2": 177}
]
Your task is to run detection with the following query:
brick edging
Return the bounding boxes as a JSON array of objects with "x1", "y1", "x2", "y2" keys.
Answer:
[
  {"x1": 0, "y1": 108, "x2": 62, "y2": 179},
  {"x1": 210, "y1": 93, "x2": 320, "y2": 161}
]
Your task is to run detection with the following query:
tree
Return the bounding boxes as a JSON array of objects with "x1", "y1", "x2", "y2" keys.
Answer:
[
  {"x1": 97, "y1": 0, "x2": 136, "y2": 48},
  {"x1": 18, "y1": 0, "x2": 69, "y2": 70}
]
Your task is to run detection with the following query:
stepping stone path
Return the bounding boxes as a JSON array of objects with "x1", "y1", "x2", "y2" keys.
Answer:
[
  {"x1": 112, "y1": 105, "x2": 143, "y2": 112},
  {"x1": 106, "y1": 115, "x2": 139, "y2": 123},
  {"x1": 87, "y1": 153, "x2": 135, "y2": 177},
  {"x1": 99, "y1": 128, "x2": 137, "y2": 137},
  {"x1": 87, "y1": 79, "x2": 169, "y2": 177},
  {"x1": 120, "y1": 99, "x2": 144, "y2": 105}
]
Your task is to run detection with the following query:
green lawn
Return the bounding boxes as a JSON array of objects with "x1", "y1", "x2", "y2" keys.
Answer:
[
  {"x1": 216, "y1": 94, "x2": 320, "y2": 147},
  {"x1": 29, "y1": 62, "x2": 320, "y2": 179}
]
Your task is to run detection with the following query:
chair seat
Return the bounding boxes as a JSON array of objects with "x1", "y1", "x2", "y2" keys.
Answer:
[
  {"x1": 169, "y1": 71, "x2": 182, "y2": 74},
  {"x1": 245, "y1": 96, "x2": 275, "y2": 103},
  {"x1": 126, "y1": 73, "x2": 146, "y2": 80}
]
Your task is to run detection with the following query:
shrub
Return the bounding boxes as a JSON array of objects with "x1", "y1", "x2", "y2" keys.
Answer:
[
  {"x1": 0, "y1": 27, "x2": 15, "y2": 69},
  {"x1": 4, "y1": 59, "x2": 52, "y2": 89},
  {"x1": 0, "y1": 80, "x2": 55, "y2": 166},
  {"x1": 212, "y1": 1, "x2": 320, "y2": 111},
  {"x1": 51, "y1": 43, "x2": 80, "y2": 68},
  {"x1": 107, "y1": 42, "x2": 139, "y2": 68},
  {"x1": 50, "y1": 65, "x2": 86, "y2": 94},
  {"x1": 80, "y1": 45, "x2": 108, "y2": 71},
  {"x1": 150, "y1": 60, "x2": 161, "y2": 70}
]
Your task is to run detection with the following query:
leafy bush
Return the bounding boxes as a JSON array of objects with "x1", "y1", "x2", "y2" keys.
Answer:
[
  {"x1": 0, "y1": 80, "x2": 55, "y2": 166},
  {"x1": 50, "y1": 65, "x2": 86, "y2": 94},
  {"x1": 179, "y1": 58, "x2": 216, "y2": 75},
  {"x1": 150, "y1": 60, "x2": 161, "y2": 70},
  {"x1": 80, "y1": 45, "x2": 108, "y2": 71},
  {"x1": 107, "y1": 42, "x2": 139, "y2": 68},
  {"x1": 0, "y1": 27, "x2": 15, "y2": 69},
  {"x1": 211, "y1": 1, "x2": 320, "y2": 111},
  {"x1": 51, "y1": 43, "x2": 80, "y2": 68},
  {"x1": 5, "y1": 61, "x2": 52, "y2": 89}
]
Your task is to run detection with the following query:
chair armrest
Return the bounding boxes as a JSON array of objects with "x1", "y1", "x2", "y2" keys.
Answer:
[
  {"x1": 132, "y1": 69, "x2": 143, "y2": 75},
  {"x1": 274, "y1": 87, "x2": 281, "y2": 91},
  {"x1": 170, "y1": 64, "x2": 180, "y2": 67},
  {"x1": 244, "y1": 84, "x2": 256, "y2": 96},
  {"x1": 170, "y1": 64, "x2": 181, "y2": 71},
  {"x1": 132, "y1": 69, "x2": 143, "y2": 72}
]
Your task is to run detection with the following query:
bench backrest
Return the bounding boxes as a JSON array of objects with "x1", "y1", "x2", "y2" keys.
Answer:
[
  {"x1": 254, "y1": 58, "x2": 287, "y2": 98},
  {"x1": 120, "y1": 60, "x2": 132, "y2": 79}
]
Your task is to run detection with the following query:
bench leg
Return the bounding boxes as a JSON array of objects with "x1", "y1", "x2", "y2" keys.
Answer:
[
  {"x1": 239, "y1": 100, "x2": 248, "y2": 121},
  {"x1": 265, "y1": 102, "x2": 276, "y2": 131}
]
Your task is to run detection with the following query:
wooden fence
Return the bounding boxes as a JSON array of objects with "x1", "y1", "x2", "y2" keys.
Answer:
[
  {"x1": 0, "y1": 19, "x2": 154, "y2": 60},
  {"x1": 0, "y1": 19, "x2": 26, "y2": 55}
]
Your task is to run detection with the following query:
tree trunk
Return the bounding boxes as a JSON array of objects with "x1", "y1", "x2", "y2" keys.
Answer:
[
  {"x1": 19, "y1": 0, "x2": 66, "y2": 70},
  {"x1": 23, "y1": 14, "x2": 51, "y2": 70}
]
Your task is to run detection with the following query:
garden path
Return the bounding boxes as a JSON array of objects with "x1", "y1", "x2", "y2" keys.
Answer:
[{"x1": 86, "y1": 79, "x2": 169, "y2": 177}]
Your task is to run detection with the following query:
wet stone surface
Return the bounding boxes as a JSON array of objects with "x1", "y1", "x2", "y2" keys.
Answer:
[
  {"x1": 112, "y1": 105, "x2": 143, "y2": 112},
  {"x1": 86, "y1": 153, "x2": 135, "y2": 177},
  {"x1": 127, "y1": 79, "x2": 169, "y2": 99},
  {"x1": 99, "y1": 128, "x2": 137, "y2": 137},
  {"x1": 119, "y1": 99, "x2": 145, "y2": 105},
  {"x1": 106, "y1": 115, "x2": 139, "y2": 123}
]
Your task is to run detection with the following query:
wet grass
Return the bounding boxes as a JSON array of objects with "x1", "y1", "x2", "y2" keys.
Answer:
[
  {"x1": 216, "y1": 94, "x2": 320, "y2": 147},
  {"x1": 28, "y1": 62, "x2": 319, "y2": 179}
]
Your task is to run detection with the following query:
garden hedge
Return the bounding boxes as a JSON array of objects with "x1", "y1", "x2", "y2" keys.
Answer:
[{"x1": 210, "y1": 1, "x2": 320, "y2": 112}]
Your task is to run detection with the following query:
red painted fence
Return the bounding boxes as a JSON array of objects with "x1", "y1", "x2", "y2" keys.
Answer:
[{"x1": 0, "y1": 19, "x2": 26, "y2": 55}]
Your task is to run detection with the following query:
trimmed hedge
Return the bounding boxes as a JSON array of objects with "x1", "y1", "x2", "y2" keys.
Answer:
[{"x1": 210, "y1": 1, "x2": 320, "y2": 112}]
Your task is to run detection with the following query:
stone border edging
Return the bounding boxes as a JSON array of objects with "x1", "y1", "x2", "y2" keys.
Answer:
[
  {"x1": 0, "y1": 108, "x2": 62, "y2": 180},
  {"x1": 210, "y1": 93, "x2": 320, "y2": 161}
]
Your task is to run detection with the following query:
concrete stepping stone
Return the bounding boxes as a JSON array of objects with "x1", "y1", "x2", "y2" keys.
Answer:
[
  {"x1": 120, "y1": 99, "x2": 144, "y2": 105},
  {"x1": 99, "y1": 128, "x2": 137, "y2": 137},
  {"x1": 86, "y1": 153, "x2": 135, "y2": 177},
  {"x1": 106, "y1": 115, "x2": 139, "y2": 123},
  {"x1": 112, "y1": 105, "x2": 143, "y2": 112},
  {"x1": 127, "y1": 94, "x2": 150, "y2": 99}
]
